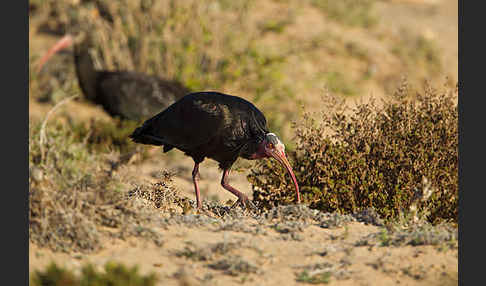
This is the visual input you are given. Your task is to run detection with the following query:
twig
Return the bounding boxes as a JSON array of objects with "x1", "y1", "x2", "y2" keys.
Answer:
[{"x1": 39, "y1": 94, "x2": 79, "y2": 162}]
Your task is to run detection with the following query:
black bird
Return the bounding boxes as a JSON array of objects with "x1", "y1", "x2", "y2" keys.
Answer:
[
  {"x1": 129, "y1": 91, "x2": 300, "y2": 209},
  {"x1": 36, "y1": 34, "x2": 190, "y2": 121}
]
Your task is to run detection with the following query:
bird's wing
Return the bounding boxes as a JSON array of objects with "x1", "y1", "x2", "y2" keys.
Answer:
[
  {"x1": 139, "y1": 95, "x2": 228, "y2": 150},
  {"x1": 249, "y1": 105, "x2": 269, "y2": 137}
]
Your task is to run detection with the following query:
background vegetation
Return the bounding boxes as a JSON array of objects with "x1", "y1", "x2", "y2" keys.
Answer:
[{"x1": 30, "y1": 0, "x2": 454, "y2": 142}]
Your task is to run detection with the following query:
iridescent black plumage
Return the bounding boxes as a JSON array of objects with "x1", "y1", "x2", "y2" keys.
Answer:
[
  {"x1": 130, "y1": 92, "x2": 268, "y2": 169},
  {"x1": 73, "y1": 39, "x2": 190, "y2": 121},
  {"x1": 130, "y1": 91, "x2": 300, "y2": 209}
]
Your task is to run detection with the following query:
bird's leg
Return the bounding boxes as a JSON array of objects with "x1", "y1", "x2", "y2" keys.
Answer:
[
  {"x1": 221, "y1": 169, "x2": 256, "y2": 210},
  {"x1": 192, "y1": 163, "x2": 202, "y2": 209}
]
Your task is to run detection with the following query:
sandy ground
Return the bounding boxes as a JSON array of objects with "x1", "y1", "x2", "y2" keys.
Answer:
[
  {"x1": 28, "y1": 134, "x2": 458, "y2": 285},
  {"x1": 29, "y1": 217, "x2": 457, "y2": 285}
]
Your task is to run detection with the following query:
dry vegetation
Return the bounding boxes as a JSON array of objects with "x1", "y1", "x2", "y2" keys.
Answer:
[
  {"x1": 29, "y1": 119, "x2": 174, "y2": 252},
  {"x1": 249, "y1": 80, "x2": 458, "y2": 225},
  {"x1": 29, "y1": 0, "x2": 454, "y2": 140},
  {"x1": 29, "y1": 0, "x2": 458, "y2": 285}
]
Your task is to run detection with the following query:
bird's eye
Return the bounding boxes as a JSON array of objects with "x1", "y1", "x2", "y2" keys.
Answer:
[{"x1": 268, "y1": 143, "x2": 274, "y2": 149}]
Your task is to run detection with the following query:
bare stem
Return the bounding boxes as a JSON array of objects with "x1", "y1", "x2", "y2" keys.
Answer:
[{"x1": 40, "y1": 94, "x2": 79, "y2": 162}]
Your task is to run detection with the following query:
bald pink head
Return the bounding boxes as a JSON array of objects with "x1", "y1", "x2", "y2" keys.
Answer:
[{"x1": 261, "y1": 133, "x2": 301, "y2": 204}]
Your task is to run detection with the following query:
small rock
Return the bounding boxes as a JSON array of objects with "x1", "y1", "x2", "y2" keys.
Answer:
[{"x1": 30, "y1": 166, "x2": 44, "y2": 182}]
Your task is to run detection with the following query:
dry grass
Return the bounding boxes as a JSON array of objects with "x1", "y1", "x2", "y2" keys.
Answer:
[{"x1": 29, "y1": 115, "x2": 184, "y2": 252}]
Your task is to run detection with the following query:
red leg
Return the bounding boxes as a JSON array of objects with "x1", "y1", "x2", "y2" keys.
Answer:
[
  {"x1": 192, "y1": 163, "x2": 202, "y2": 209},
  {"x1": 220, "y1": 169, "x2": 255, "y2": 209}
]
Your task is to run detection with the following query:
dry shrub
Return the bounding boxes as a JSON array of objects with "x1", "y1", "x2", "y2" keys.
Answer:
[
  {"x1": 249, "y1": 81, "x2": 458, "y2": 224},
  {"x1": 355, "y1": 222, "x2": 457, "y2": 248},
  {"x1": 127, "y1": 171, "x2": 185, "y2": 212},
  {"x1": 295, "y1": 261, "x2": 351, "y2": 284},
  {"x1": 29, "y1": 176, "x2": 170, "y2": 252},
  {"x1": 29, "y1": 121, "x2": 175, "y2": 252},
  {"x1": 208, "y1": 256, "x2": 260, "y2": 276}
]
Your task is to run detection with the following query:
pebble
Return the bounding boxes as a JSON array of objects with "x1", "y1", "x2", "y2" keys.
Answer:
[{"x1": 30, "y1": 166, "x2": 44, "y2": 182}]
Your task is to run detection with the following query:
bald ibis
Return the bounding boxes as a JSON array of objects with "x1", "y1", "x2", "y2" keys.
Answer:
[
  {"x1": 129, "y1": 91, "x2": 300, "y2": 209},
  {"x1": 36, "y1": 34, "x2": 190, "y2": 121}
]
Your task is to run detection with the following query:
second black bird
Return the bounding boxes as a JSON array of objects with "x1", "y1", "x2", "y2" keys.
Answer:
[{"x1": 37, "y1": 34, "x2": 190, "y2": 121}]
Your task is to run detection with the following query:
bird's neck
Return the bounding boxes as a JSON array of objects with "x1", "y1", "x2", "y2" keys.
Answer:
[
  {"x1": 249, "y1": 152, "x2": 268, "y2": 160},
  {"x1": 74, "y1": 43, "x2": 98, "y2": 100},
  {"x1": 248, "y1": 142, "x2": 268, "y2": 160}
]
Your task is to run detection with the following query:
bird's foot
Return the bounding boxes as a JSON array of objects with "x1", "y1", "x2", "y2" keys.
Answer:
[{"x1": 231, "y1": 195, "x2": 257, "y2": 211}]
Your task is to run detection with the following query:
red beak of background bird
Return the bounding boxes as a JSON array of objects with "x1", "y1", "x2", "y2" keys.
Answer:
[
  {"x1": 265, "y1": 147, "x2": 301, "y2": 204},
  {"x1": 36, "y1": 34, "x2": 74, "y2": 73}
]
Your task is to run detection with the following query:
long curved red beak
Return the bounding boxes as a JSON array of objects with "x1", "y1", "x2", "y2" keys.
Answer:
[
  {"x1": 268, "y1": 149, "x2": 301, "y2": 204},
  {"x1": 36, "y1": 34, "x2": 74, "y2": 73}
]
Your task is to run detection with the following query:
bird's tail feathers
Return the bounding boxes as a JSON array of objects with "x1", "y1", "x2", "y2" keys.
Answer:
[{"x1": 129, "y1": 126, "x2": 165, "y2": 146}]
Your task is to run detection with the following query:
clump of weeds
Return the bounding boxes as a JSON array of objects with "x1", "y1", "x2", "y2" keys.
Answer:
[{"x1": 30, "y1": 261, "x2": 158, "y2": 286}]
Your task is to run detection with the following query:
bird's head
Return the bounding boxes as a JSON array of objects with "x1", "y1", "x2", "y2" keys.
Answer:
[
  {"x1": 35, "y1": 32, "x2": 90, "y2": 74},
  {"x1": 262, "y1": 133, "x2": 286, "y2": 159},
  {"x1": 260, "y1": 133, "x2": 301, "y2": 203},
  {"x1": 36, "y1": 34, "x2": 74, "y2": 74}
]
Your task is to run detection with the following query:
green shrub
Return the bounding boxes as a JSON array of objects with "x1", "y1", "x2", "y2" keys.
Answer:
[
  {"x1": 296, "y1": 270, "x2": 331, "y2": 284},
  {"x1": 31, "y1": 262, "x2": 157, "y2": 286},
  {"x1": 248, "y1": 82, "x2": 458, "y2": 224}
]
